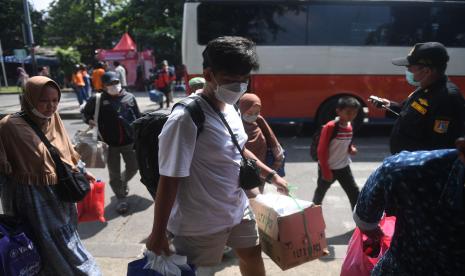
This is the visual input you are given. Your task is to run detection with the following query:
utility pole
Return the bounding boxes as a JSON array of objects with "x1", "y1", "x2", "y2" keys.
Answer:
[
  {"x1": 0, "y1": 40, "x2": 8, "y2": 87},
  {"x1": 23, "y1": 0, "x2": 37, "y2": 75}
]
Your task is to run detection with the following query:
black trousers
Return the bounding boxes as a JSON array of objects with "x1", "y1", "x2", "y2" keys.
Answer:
[{"x1": 312, "y1": 165, "x2": 360, "y2": 210}]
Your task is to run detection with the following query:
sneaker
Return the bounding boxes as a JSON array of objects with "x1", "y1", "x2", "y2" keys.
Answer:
[{"x1": 116, "y1": 200, "x2": 129, "y2": 214}]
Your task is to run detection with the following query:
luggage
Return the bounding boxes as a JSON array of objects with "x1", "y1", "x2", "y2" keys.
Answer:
[
  {"x1": 74, "y1": 93, "x2": 108, "y2": 168},
  {"x1": 149, "y1": 90, "x2": 164, "y2": 104}
]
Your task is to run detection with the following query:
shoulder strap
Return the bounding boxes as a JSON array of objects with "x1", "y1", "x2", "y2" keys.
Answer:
[
  {"x1": 172, "y1": 95, "x2": 205, "y2": 134},
  {"x1": 199, "y1": 94, "x2": 245, "y2": 159},
  {"x1": 329, "y1": 119, "x2": 339, "y2": 141},
  {"x1": 93, "y1": 93, "x2": 102, "y2": 140},
  {"x1": 19, "y1": 113, "x2": 67, "y2": 176}
]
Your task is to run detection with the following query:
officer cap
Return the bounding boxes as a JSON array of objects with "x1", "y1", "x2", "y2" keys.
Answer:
[{"x1": 392, "y1": 42, "x2": 449, "y2": 67}]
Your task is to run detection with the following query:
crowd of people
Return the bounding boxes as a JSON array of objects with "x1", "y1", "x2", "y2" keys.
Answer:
[{"x1": 1, "y1": 36, "x2": 464, "y2": 275}]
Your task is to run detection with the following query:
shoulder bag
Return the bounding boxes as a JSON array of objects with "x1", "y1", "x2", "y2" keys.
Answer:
[
  {"x1": 200, "y1": 95, "x2": 261, "y2": 190},
  {"x1": 20, "y1": 113, "x2": 90, "y2": 202}
]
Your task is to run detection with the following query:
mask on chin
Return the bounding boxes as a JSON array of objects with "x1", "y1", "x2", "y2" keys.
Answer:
[
  {"x1": 106, "y1": 83, "x2": 122, "y2": 95},
  {"x1": 212, "y1": 75, "x2": 248, "y2": 105},
  {"x1": 31, "y1": 108, "x2": 53, "y2": 119},
  {"x1": 242, "y1": 114, "x2": 258, "y2": 123}
]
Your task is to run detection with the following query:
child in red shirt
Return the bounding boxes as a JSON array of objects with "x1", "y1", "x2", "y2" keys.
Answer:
[{"x1": 312, "y1": 96, "x2": 361, "y2": 210}]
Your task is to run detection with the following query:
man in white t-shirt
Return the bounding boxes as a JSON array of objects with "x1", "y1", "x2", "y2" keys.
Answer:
[
  {"x1": 113, "y1": 61, "x2": 127, "y2": 87},
  {"x1": 146, "y1": 36, "x2": 289, "y2": 275}
]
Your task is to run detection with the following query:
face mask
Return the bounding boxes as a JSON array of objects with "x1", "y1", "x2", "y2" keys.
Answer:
[
  {"x1": 106, "y1": 83, "x2": 122, "y2": 95},
  {"x1": 212, "y1": 75, "x2": 248, "y2": 105},
  {"x1": 242, "y1": 114, "x2": 258, "y2": 123},
  {"x1": 31, "y1": 108, "x2": 53, "y2": 119}
]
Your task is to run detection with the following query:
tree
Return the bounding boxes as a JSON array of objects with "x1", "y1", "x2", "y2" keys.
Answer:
[
  {"x1": 0, "y1": 0, "x2": 45, "y2": 55},
  {"x1": 45, "y1": 0, "x2": 123, "y2": 63},
  {"x1": 105, "y1": 0, "x2": 184, "y2": 64},
  {"x1": 55, "y1": 47, "x2": 81, "y2": 79}
]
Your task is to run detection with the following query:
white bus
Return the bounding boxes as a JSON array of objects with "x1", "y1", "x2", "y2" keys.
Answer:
[{"x1": 182, "y1": 0, "x2": 465, "y2": 127}]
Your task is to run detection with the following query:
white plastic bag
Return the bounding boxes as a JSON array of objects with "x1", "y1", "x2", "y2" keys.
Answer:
[
  {"x1": 255, "y1": 193, "x2": 313, "y2": 216},
  {"x1": 143, "y1": 249, "x2": 191, "y2": 276},
  {"x1": 74, "y1": 128, "x2": 108, "y2": 168}
]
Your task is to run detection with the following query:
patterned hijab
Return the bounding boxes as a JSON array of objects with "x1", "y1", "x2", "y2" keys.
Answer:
[{"x1": 0, "y1": 76, "x2": 80, "y2": 185}]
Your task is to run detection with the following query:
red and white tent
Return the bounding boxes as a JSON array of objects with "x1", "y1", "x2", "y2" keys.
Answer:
[{"x1": 96, "y1": 33, "x2": 155, "y2": 87}]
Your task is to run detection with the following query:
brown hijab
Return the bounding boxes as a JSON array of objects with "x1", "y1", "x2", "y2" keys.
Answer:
[
  {"x1": 239, "y1": 93, "x2": 280, "y2": 162},
  {"x1": 0, "y1": 76, "x2": 80, "y2": 185}
]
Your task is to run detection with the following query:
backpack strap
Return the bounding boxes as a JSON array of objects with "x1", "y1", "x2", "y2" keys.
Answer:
[
  {"x1": 329, "y1": 119, "x2": 340, "y2": 141},
  {"x1": 172, "y1": 95, "x2": 205, "y2": 134}
]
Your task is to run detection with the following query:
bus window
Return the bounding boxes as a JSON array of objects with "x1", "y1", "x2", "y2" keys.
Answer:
[
  {"x1": 198, "y1": 2, "x2": 308, "y2": 45},
  {"x1": 198, "y1": 1, "x2": 465, "y2": 47}
]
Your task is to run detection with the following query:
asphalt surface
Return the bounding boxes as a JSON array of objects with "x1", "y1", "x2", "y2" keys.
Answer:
[{"x1": 0, "y1": 91, "x2": 393, "y2": 275}]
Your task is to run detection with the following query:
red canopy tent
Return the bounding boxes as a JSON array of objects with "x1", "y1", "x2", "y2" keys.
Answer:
[{"x1": 96, "y1": 33, "x2": 155, "y2": 87}]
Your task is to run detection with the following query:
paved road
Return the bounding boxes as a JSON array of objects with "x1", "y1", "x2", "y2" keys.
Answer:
[
  {"x1": 0, "y1": 92, "x2": 392, "y2": 275},
  {"x1": 62, "y1": 118, "x2": 391, "y2": 275}
]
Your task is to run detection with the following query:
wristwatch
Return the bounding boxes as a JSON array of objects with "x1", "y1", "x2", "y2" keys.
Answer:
[{"x1": 265, "y1": 170, "x2": 277, "y2": 183}]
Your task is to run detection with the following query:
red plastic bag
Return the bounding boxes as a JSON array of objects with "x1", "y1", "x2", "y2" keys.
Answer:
[
  {"x1": 340, "y1": 216, "x2": 396, "y2": 276},
  {"x1": 77, "y1": 180, "x2": 106, "y2": 222}
]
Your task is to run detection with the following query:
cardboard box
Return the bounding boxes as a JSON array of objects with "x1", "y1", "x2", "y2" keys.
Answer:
[{"x1": 250, "y1": 198, "x2": 328, "y2": 270}]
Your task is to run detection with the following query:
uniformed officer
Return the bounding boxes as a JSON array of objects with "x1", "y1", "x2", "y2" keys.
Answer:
[{"x1": 370, "y1": 42, "x2": 465, "y2": 154}]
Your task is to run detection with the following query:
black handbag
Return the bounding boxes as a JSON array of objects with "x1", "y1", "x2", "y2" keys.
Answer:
[
  {"x1": 20, "y1": 113, "x2": 90, "y2": 202},
  {"x1": 200, "y1": 95, "x2": 262, "y2": 190}
]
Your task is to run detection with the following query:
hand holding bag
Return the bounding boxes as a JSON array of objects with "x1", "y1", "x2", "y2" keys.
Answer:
[
  {"x1": 127, "y1": 248, "x2": 196, "y2": 276},
  {"x1": 0, "y1": 215, "x2": 41, "y2": 276},
  {"x1": 340, "y1": 216, "x2": 396, "y2": 276},
  {"x1": 74, "y1": 93, "x2": 108, "y2": 168},
  {"x1": 77, "y1": 180, "x2": 106, "y2": 223},
  {"x1": 200, "y1": 94, "x2": 262, "y2": 189},
  {"x1": 20, "y1": 113, "x2": 90, "y2": 203}
]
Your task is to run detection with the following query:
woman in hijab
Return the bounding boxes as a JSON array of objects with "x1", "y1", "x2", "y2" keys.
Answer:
[
  {"x1": 239, "y1": 93, "x2": 285, "y2": 194},
  {"x1": 0, "y1": 76, "x2": 102, "y2": 275}
]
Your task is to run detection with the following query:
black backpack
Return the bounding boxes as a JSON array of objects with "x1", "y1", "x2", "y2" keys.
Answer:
[
  {"x1": 131, "y1": 96, "x2": 205, "y2": 198},
  {"x1": 310, "y1": 119, "x2": 340, "y2": 161}
]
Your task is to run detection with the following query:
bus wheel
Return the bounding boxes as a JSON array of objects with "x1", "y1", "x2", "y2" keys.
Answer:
[{"x1": 316, "y1": 97, "x2": 365, "y2": 131}]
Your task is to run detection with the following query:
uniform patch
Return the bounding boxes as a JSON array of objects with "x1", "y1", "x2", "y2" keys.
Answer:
[
  {"x1": 433, "y1": 120, "x2": 449, "y2": 133},
  {"x1": 418, "y1": 98, "x2": 428, "y2": 106},
  {"x1": 411, "y1": 101, "x2": 427, "y2": 115}
]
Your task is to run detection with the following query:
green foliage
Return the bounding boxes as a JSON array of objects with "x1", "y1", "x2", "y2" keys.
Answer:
[
  {"x1": 55, "y1": 47, "x2": 81, "y2": 78},
  {"x1": 0, "y1": 0, "x2": 45, "y2": 55},
  {"x1": 46, "y1": 0, "x2": 183, "y2": 65},
  {"x1": 107, "y1": 0, "x2": 184, "y2": 64}
]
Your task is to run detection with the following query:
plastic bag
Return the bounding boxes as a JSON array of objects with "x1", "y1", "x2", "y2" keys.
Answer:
[
  {"x1": 127, "y1": 249, "x2": 195, "y2": 276},
  {"x1": 74, "y1": 128, "x2": 108, "y2": 169},
  {"x1": 0, "y1": 215, "x2": 41, "y2": 276},
  {"x1": 340, "y1": 216, "x2": 396, "y2": 276},
  {"x1": 77, "y1": 180, "x2": 106, "y2": 223},
  {"x1": 255, "y1": 194, "x2": 313, "y2": 216}
]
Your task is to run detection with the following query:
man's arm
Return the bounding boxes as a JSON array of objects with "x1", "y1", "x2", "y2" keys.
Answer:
[
  {"x1": 353, "y1": 165, "x2": 388, "y2": 232},
  {"x1": 146, "y1": 175, "x2": 180, "y2": 255},
  {"x1": 82, "y1": 96, "x2": 96, "y2": 124},
  {"x1": 243, "y1": 148, "x2": 288, "y2": 194}
]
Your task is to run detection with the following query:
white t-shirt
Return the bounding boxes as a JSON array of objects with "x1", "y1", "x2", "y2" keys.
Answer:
[
  {"x1": 328, "y1": 122, "x2": 353, "y2": 170},
  {"x1": 115, "y1": 65, "x2": 127, "y2": 86},
  {"x1": 158, "y1": 95, "x2": 249, "y2": 236}
]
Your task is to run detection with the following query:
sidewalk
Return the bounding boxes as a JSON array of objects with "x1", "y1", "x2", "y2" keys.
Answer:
[
  {"x1": 0, "y1": 90, "x2": 349, "y2": 275},
  {"x1": 0, "y1": 90, "x2": 182, "y2": 118},
  {"x1": 95, "y1": 256, "x2": 344, "y2": 275}
]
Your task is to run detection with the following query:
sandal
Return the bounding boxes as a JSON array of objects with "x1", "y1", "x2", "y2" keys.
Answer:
[{"x1": 116, "y1": 201, "x2": 129, "y2": 214}]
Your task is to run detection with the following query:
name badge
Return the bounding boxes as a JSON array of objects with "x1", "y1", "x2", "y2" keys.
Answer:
[{"x1": 410, "y1": 101, "x2": 427, "y2": 115}]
